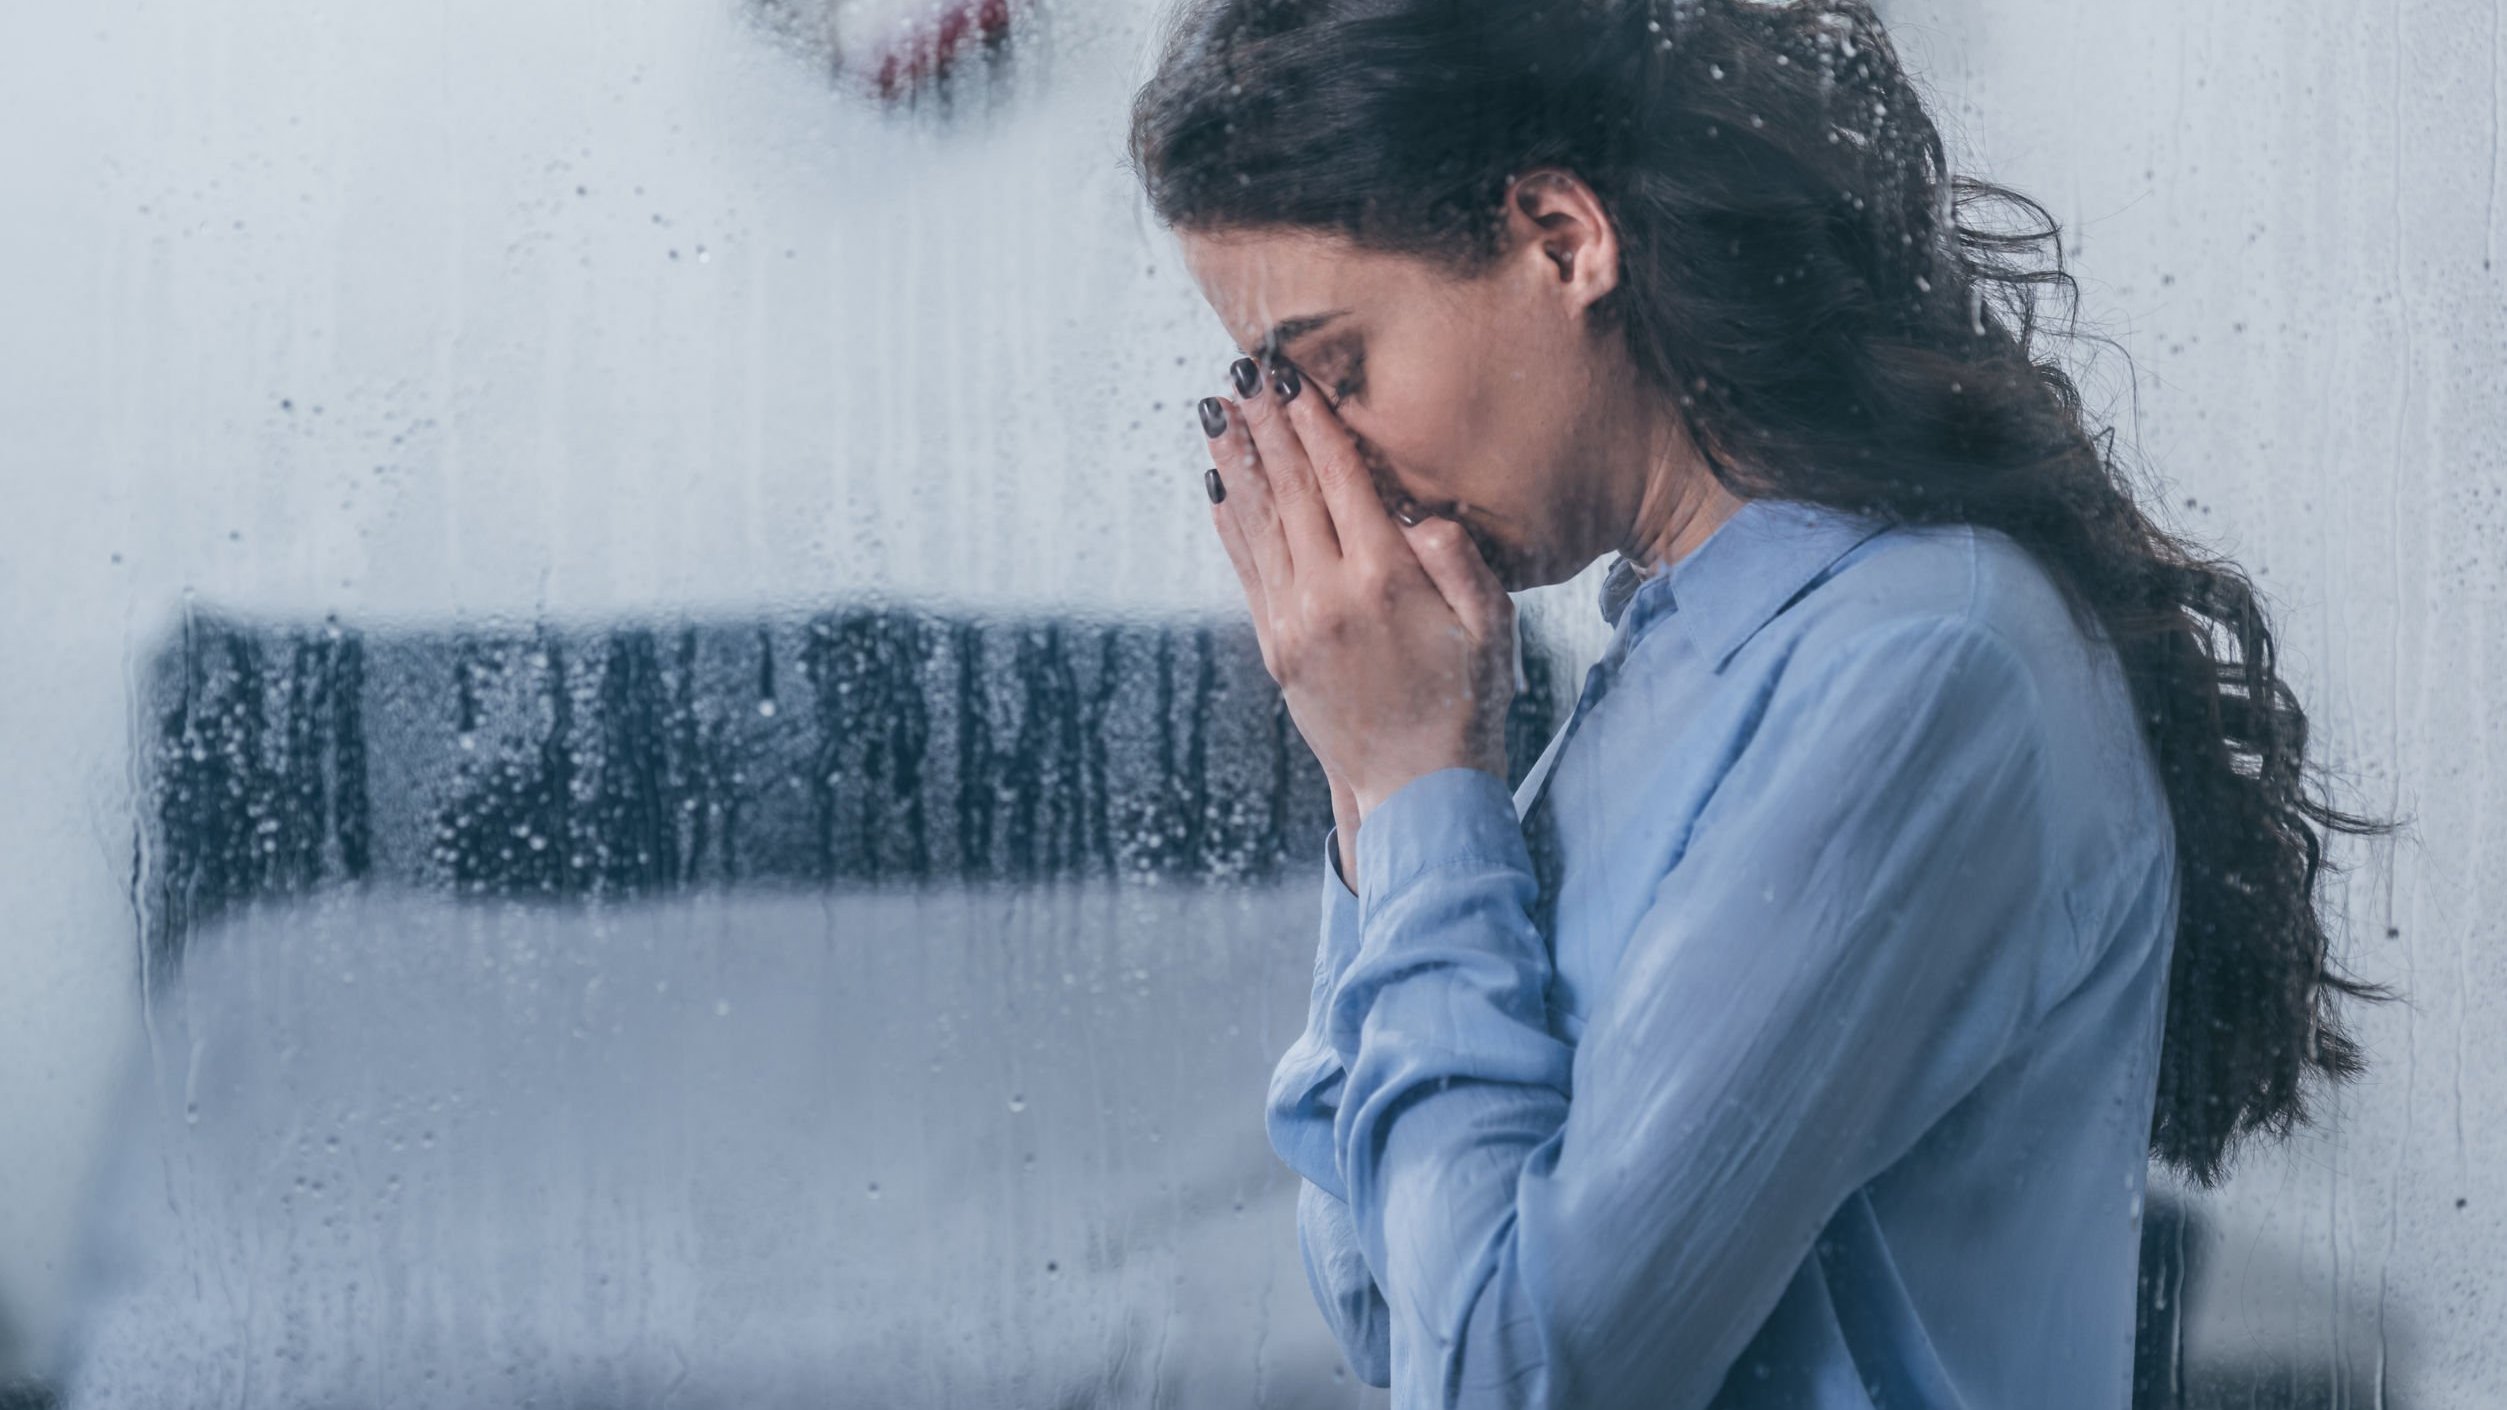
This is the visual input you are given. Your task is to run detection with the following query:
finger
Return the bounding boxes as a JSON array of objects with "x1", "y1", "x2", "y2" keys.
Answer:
[
  {"x1": 1240, "y1": 363, "x2": 1341, "y2": 569},
  {"x1": 1276, "y1": 378, "x2": 1409, "y2": 559},
  {"x1": 1402, "y1": 515, "x2": 1514, "y2": 642},
  {"x1": 1202, "y1": 396, "x2": 1294, "y2": 601},
  {"x1": 1206, "y1": 474, "x2": 1265, "y2": 608},
  {"x1": 1208, "y1": 475, "x2": 1274, "y2": 609},
  {"x1": 1209, "y1": 497, "x2": 1284, "y2": 679}
]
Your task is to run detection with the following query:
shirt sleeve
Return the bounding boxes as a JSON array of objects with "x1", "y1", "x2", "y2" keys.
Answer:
[
  {"x1": 1265, "y1": 827, "x2": 1393, "y2": 1385},
  {"x1": 1296, "y1": 1174, "x2": 1394, "y2": 1386},
  {"x1": 1327, "y1": 614, "x2": 2063, "y2": 1410}
]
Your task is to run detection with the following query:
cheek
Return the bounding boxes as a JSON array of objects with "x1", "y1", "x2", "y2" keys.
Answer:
[
  {"x1": 1341, "y1": 402, "x2": 1457, "y2": 514},
  {"x1": 1343, "y1": 358, "x2": 1483, "y2": 501}
]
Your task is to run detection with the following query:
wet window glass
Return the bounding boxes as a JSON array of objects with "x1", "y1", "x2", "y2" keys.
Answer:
[{"x1": 0, "y1": 0, "x2": 2498, "y2": 1406}]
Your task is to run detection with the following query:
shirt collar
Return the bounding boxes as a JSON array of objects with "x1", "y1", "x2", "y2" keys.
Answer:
[{"x1": 1597, "y1": 496, "x2": 1894, "y2": 670}]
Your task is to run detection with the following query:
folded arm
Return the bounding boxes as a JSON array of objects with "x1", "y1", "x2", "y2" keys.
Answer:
[
  {"x1": 1329, "y1": 617, "x2": 2063, "y2": 1409},
  {"x1": 1265, "y1": 827, "x2": 1393, "y2": 1385}
]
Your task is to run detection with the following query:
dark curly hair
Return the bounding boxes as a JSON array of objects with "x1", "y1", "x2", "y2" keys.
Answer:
[{"x1": 1126, "y1": 0, "x2": 2393, "y2": 1186}]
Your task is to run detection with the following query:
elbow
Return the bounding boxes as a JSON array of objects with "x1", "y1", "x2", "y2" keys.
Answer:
[
  {"x1": 1296, "y1": 1181, "x2": 1393, "y2": 1385},
  {"x1": 1340, "y1": 1315, "x2": 1393, "y2": 1389}
]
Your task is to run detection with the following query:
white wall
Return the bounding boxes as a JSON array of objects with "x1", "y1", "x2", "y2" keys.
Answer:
[{"x1": 1, "y1": 0, "x2": 2501, "y2": 1397}]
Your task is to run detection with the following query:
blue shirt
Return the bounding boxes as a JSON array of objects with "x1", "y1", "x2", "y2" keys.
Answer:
[{"x1": 1265, "y1": 496, "x2": 2179, "y2": 1409}]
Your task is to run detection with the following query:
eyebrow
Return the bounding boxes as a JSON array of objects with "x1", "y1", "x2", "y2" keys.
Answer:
[{"x1": 1255, "y1": 309, "x2": 1351, "y2": 361}]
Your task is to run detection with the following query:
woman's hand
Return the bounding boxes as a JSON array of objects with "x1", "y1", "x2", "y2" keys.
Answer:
[{"x1": 1197, "y1": 360, "x2": 1515, "y2": 827}]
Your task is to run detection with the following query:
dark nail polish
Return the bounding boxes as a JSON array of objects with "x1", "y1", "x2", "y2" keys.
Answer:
[
  {"x1": 1271, "y1": 364, "x2": 1301, "y2": 402},
  {"x1": 1230, "y1": 357, "x2": 1261, "y2": 397},
  {"x1": 1198, "y1": 396, "x2": 1228, "y2": 438},
  {"x1": 1204, "y1": 467, "x2": 1226, "y2": 504}
]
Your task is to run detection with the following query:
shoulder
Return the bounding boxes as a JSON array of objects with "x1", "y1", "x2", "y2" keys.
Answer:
[
  {"x1": 1747, "y1": 510, "x2": 2172, "y2": 875},
  {"x1": 1773, "y1": 516, "x2": 2071, "y2": 666},
  {"x1": 1729, "y1": 512, "x2": 2123, "y2": 727},
  {"x1": 1708, "y1": 516, "x2": 1997, "y2": 711},
  {"x1": 1681, "y1": 506, "x2": 2175, "y2": 1009}
]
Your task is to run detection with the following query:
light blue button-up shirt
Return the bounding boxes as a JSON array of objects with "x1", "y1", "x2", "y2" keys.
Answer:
[{"x1": 1266, "y1": 495, "x2": 2179, "y2": 1409}]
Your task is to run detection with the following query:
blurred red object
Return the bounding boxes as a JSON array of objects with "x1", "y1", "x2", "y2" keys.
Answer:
[{"x1": 861, "y1": 0, "x2": 1021, "y2": 100}]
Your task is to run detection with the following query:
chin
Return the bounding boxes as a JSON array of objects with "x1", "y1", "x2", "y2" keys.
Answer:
[
  {"x1": 1458, "y1": 524, "x2": 1559, "y2": 594},
  {"x1": 1501, "y1": 563, "x2": 1587, "y2": 593},
  {"x1": 1491, "y1": 560, "x2": 1548, "y2": 593}
]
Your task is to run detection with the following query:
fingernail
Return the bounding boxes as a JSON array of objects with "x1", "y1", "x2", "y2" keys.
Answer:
[
  {"x1": 1204, "y1": 467, "x2": 1226, "y2": 504},
  {"x1": 1197, "y1": 396, "x2": 1228, "y2": 438},
  {"x1": 1230, "y1": 357, "x2": 1261, "y2": 397},
  {"x1": 1271, "y1": 364, "x2": 1301, "y2": 402}
]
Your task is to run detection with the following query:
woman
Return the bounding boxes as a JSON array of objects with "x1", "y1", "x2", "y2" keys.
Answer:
[{"x1": 1126, "y1": 1, "x2": 2386, "y2": 1406}]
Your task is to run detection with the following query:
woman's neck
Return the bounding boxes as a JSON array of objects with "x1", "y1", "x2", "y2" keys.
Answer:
[{"x1": 1619, "y1": 406, "x2": 1749, "y2": 576}]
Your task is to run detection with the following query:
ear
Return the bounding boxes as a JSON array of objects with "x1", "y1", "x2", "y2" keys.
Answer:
[{"x1": 1501, "y1": 168, "x2": 1621, "y2": 316}]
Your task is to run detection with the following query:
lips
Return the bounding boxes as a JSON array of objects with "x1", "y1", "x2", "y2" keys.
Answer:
[
  {"x1": 1406, "y1": 500, "x2": 1525, "y2": 585},
  {"x1": 1342, "y1": 434, "x2": 1525, "y2": 583}
]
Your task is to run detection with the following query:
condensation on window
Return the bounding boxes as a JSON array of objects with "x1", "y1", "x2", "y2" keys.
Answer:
[{"x1": 0, "y1": 0, "x2": 2498, "y2": 1406}]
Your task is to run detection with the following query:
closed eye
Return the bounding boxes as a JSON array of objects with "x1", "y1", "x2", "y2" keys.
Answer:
[{"x1": 1323, "y1": 349, "x2": 1365, "y2": 404}]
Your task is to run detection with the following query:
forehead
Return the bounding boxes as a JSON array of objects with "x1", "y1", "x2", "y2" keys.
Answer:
[{"x1": 1176, "y1": 228, "x2": 1398, "y2": 353}]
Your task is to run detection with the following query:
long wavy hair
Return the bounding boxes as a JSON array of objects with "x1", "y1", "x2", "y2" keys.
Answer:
[{"x1": 1127, "y1": 0, "x2": 2392, "y2": 1186}]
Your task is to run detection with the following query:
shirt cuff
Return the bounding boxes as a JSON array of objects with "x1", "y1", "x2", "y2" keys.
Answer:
[{"x1": 1354, "y1": 766, "x2": 1532, "y2": 912}]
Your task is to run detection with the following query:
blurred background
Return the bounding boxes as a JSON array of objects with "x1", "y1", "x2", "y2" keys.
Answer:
[{"x1": 0, "y1": 0, "x2": 2500, "y2": 1404}]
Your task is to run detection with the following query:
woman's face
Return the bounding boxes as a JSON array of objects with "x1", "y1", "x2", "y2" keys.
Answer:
[{"x1": 1176, "y1": 219, "x2": 1639, "y2": 590}]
